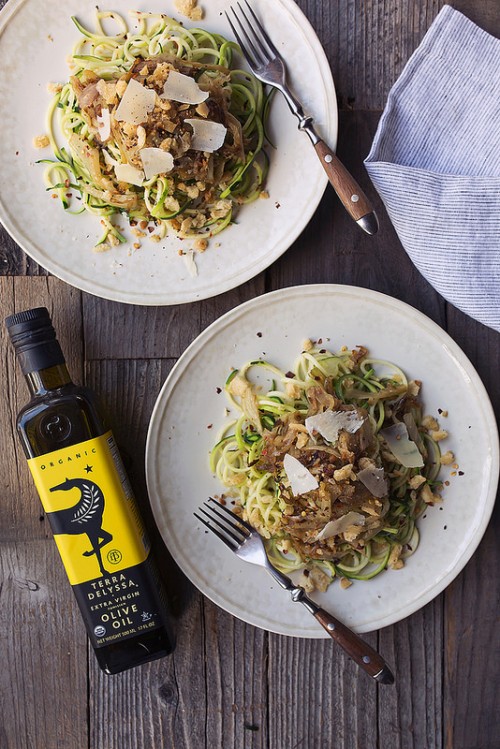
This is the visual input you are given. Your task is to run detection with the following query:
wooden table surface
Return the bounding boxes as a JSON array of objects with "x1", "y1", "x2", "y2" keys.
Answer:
[{"x1": 1, "y1": 1, "x2": 499, "y2": 748}]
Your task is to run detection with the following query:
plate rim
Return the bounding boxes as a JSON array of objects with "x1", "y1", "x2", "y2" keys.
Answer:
[
  {"x1": 145, "y1": 283, "x2": 500, "y2": 635},
  {"x1": 0, "y1": 0, "x2": 337, "y2": 306}
]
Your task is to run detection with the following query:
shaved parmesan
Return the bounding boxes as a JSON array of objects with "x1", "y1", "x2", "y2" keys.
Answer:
[
  {"x1": 357, "y1": 467, "x2": 388, "y2": 497},
  {"x1": 114, "y1": 163, "x2": 145, "y2": 187},
  {"x1": 139, "y1": 147, "x2": 174, "y2": 179},
  {"x1": 161, "y1": 70, "x2": 209, "y2": 105},
  {"x1": 97, "y1": 108, "x2": 111, "y2": 142},
  {"x1": 103, "y1": 150, "x2": 118, "y2": 168},
  {"x1": 305, "y1": 409, "x2": 364, "y2": 444},
  {"x1": 380, "y1": 422, "x2": 424, "y2": 468},
  {"x1": 184, "y1": 118, "x2": 227, "y2": 152},
  {"x1": 183, "y1": 250, "x2": 198, "y2": 277},
  {"x1": 283, "y1": 454, "x2": 319, "y2": 496},
  {"x1": 315, "y1": 512, "x2": 366, "y2": 541},
  {"x1": 114, "y1": 79, "x2": 156, "y2": 125}
]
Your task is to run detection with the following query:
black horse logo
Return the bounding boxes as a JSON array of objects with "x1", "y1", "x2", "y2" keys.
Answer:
[{"x1": 48, "y1": 477, "x2": 113, "y2": 576}]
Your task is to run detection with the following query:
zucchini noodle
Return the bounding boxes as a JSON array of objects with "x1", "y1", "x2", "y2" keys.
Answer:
[
  {"x1": 39, "y1": 10, "x2": 271, "y2": 250},
  {"x1": 210, "y1": 343, "x2": 450, "y2": 591}
]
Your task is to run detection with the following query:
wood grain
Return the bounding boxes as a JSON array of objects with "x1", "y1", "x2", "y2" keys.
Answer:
[
  {"x1": 0, "y1": 541, "x2": 88, "y2": 749},
  {"x1": 82, "y1": 277, "x2": 265, "y2": 361},
  {"x1": 267, "y1": 632, "x2": 379, "y2": 749}
]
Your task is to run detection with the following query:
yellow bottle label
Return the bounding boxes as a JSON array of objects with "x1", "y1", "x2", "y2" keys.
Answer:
[{"x1": 28, "y1": 431, "x2": 150, "y2": 586}]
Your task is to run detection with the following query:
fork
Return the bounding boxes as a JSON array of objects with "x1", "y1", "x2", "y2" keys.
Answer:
[
  {"x1": 226, "y1": 0, "x2": 379, "y2": 236},
  {"x1": 195, "y1": 498, "x2": 394, "y2": 684}
]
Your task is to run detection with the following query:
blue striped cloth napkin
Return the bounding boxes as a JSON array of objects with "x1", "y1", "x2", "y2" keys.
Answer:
[{"x1": 364, "y1": 6, "x2": 500, "y2": 333}]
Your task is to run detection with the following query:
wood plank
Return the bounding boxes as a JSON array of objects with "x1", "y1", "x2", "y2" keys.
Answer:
[
  {"x1": 443, "y1": 521, "x2": 500, "y2": 749},
  {"x1": 449, "y1": 0, "x2": 500, "y2": 35},
  {"x1": 0, "y1": 540, "x2": 88, "y2": 749},
  {"x1": 297, "y1": 0, "x2": 500, "y2": 112},
  {"x1": 378, "y1": 602, "x2": 443, "y2": 749},
  {"x1": 83, "y1": 277, "x2": 265, "y2": 361},
  {"x1": 203, "y1": 601, "x2": 269, "y2": 749},
  {"x1": 268, "y1": 631, "x2": 378, "y2": 748},
  {"x1": 0, "y1": 277, "x2": 83, "y2": 543}
]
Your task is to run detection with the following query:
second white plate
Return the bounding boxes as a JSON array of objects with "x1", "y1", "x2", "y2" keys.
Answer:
[{"x1": 145, "y1": 285, "x2": 499, "y2": 635}]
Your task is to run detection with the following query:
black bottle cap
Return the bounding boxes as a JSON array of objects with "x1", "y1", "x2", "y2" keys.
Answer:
[{"x1": 5, "y1": 307, "x2": 66, "y2": 375}]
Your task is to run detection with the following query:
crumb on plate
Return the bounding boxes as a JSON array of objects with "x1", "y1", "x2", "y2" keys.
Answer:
[{"x1": 174, "y1": 0, "x2": 204, "y2": 20}]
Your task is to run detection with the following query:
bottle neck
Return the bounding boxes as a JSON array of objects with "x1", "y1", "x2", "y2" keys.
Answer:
[{"x1": 25, "y1": 363, "x2": 73, "y2": 397}]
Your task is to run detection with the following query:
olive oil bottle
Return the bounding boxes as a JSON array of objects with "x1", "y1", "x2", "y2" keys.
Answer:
[{"x1": 6, "y1": 307, "x2": 175, "y2": 674}]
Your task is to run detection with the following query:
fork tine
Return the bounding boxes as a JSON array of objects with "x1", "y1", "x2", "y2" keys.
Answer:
[
  {"x1": 224, "y1": 11, "x2": 250, "y2": 60},
  {"x1": 193, "y1": 511, "x2": 239, "y2": 551},
  {"x1": 207, "y1": 497, "x2": 254, "y2": 534},
  {"x1": 202, "y1": 501, "x2": 250, "y2": 538},
  {"x1": 198, "y1": 505, "x2": 246, "y2": 546},
  {"x1": 240, "y1": 0, "x2": 280, "y2": 59},
  {"x1": 226, "y1": 7, "x2": 265, "y2": 67}
]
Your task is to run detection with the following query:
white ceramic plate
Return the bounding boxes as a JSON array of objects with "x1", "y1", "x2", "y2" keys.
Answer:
[
  {"x1": 0, "y1": 0, "x2": 336, "y2": 305},
  {"x1": 146, "y1": 285, "x2": 499, "y2": 636}
]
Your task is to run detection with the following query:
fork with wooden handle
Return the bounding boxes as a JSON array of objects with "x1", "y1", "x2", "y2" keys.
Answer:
[
  {"x1": 226, "y1": 0, "x2": 379, "y2": 235},
  {"x1": 195, "y1": 498, "x2": 394, "y2": 684}
]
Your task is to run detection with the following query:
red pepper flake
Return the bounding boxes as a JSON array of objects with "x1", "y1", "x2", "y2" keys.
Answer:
[
  {"x1": 66, "y1": 193, "x2": 72, "y2": 198},
  {"x1": 458, "y1": 471, "x2": 464, "y2": 476},
  {"x1": 285, "y1": 371, "x2": 294, "y2": 378},
  {"x1": 207, "y1": 424, "x2": 213, "y2": 429}
]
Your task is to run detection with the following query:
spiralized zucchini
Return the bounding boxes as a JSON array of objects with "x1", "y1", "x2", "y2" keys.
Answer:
[
  {"x1": 210, "y1": 344, "x2": 449, "y2": 590},
  {"x1": 39, "y1": 10, "x2": 270, "y2": 249}
]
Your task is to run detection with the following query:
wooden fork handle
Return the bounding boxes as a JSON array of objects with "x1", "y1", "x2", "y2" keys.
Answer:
[
  {"x1": 314, "y1": 606, "x2": 394, "y2": 684},
  {"x1": 314, "y1": 140, "x2": 379, "y2": 235}
]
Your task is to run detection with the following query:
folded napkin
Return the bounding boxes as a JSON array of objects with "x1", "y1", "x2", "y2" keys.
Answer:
[{"x1": 364, "y1": 6, "x2": 500, "y2": 332}]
